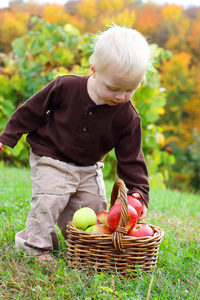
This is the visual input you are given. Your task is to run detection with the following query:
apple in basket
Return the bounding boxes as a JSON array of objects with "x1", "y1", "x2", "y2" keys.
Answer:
[
  {"x1": 97, "y1": 211, "x2": 109, "y2": 226},
  {"x1": 72, "y1": 207, "x2": 97, "y2": 231},
  {"x1": 127, "y1": 223, "x2": 154, "y2": 237},
  {"x1": 85, "y1": 224, "x2": 112, "y2": 235},
  {"x1": 107, "y1": 203, "x2": 138, "y2": 232},
  {"x1": 115, "y1": 195, "x2": 143, "y2": 218}
]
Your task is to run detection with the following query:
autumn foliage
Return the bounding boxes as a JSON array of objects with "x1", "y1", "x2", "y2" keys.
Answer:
[{"x1": 0, "y1": 0, "x2": 200, "y2": 192}]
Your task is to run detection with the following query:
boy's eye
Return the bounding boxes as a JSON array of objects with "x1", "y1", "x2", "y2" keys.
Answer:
[{"x1": 107, "y1": 86, "x2": 117, "y2": 91}]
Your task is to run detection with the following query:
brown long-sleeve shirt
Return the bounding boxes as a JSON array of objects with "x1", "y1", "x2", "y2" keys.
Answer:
[{"x1": 0, "y1": 75, "x2": 149, "y2": 206}]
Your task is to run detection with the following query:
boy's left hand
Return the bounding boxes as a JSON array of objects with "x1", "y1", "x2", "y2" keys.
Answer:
[{"x1": 132, "y1": 192, "x2": 147, "y2": 221}]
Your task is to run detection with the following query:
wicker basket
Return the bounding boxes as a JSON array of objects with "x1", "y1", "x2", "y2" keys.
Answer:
[{"x1": 66, "y1": 178, "x2": 164, "y2": 276}]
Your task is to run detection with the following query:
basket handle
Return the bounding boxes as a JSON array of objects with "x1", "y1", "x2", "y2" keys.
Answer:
[{"x1": 110, "y1": 178, "x2": 128, "y2": 253}]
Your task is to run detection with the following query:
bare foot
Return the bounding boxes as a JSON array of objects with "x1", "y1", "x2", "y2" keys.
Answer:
[{"x1": 37, "y1": 253, "x2": 54, "y2": 262}]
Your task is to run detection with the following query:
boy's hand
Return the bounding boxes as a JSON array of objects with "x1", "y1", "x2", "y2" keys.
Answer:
[
  {"x1": 0, "y1": 143, "x2": 4, "y2": 152},
  {"x1": 132, "y1": 192, "x2": 147, "y2": 221}
]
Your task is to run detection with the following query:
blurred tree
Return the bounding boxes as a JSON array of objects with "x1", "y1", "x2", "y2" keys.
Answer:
[
  {"x1": 164, "y1": 16, "x2": 190, "y2": 53},
  {"x1": 0, "y1": 12, "x2": 30, "y2": 53},
  {"x1": 41, "y1": 3, "x2": 70, "y2": 25},
  {"x1": 157, "y1": 4, "x2": 183, "y2": 46},
  {"x1": 160, "y1": 51, "x2": 196, "y2": 148},
  {"x1": 77, "y1": 0, "x2": 98, "y2": 21},
  {"x1": 101, "y1": 8, "x2": 136, "y2": 28},
  {"x1": 161, "y1": 4, "x2": 183, "y2": 28},
  {"x1": 24, "y1": 0, "x2": 43, "y2": 16},
  {"x1": 9, "y1": 0, "x2": 24, "y2": 12},
  {"x1": 181, "y1": 67, "x2": 200, "y2": 143},
  {"x1": 98, "y1": 0, "x2": 124, "y2": 11},
  {"x1": 135, "y1": 3, "x2": 162, "y2": 39},
  {"x1": 185, "y1": 6, "x2": 200, "y2": 19},
  {"x1": 187, "y1": 19, "x2": 200, "y2": 63},
  {"x1": 183, "y1": 129, "x2": 200, "y2": 192}
]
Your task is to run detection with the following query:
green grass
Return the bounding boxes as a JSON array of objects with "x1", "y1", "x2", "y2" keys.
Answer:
[{"x1": 0, "y1": 165, "x2": 199, "y2": 299}]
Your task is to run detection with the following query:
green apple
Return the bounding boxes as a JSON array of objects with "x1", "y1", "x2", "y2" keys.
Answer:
[{"x1": 72, "y1": 207, "x2": 97, "y2": 230}]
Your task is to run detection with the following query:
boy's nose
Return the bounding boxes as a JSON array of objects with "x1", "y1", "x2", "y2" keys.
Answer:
[{"x1": 115, "y1": 93, "x2": 126, "y2": 101}]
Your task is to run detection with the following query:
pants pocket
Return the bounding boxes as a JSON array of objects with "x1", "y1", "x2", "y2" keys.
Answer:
[{"x1": 33, "y1": 156, "x2": 66, "y2": 195}]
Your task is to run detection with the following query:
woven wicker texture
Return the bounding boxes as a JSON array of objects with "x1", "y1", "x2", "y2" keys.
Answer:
[{"x1": 66, "y1": 179, "x2": 165, "y2": 276}]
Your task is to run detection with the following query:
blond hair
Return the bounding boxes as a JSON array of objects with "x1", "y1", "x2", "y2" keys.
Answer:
[{"x1": 89, "y1": 24, "x2": 152, "y2": 82}]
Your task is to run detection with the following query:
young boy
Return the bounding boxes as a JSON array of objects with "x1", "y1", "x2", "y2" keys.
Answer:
[{"x1": 0, "y1": 25, "x2": 151, "y2": 261}]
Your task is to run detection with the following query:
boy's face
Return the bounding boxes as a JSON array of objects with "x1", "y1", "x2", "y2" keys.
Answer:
[{"x1": 90, "y1": 63, "x2": 142, "y2": 106}]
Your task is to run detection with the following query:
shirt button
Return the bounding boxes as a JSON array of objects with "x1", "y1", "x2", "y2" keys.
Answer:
[
  {"x1": 82, "y1": 126, "x2": 87, "y2": 132},
  {"x1": 88, "y1": 111, "x2": 93, "y2": 116}
]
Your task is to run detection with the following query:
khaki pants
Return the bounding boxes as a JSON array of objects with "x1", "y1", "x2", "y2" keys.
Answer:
[{"x1": 15, "y1": 151, "x2": 107, "y2": 255}]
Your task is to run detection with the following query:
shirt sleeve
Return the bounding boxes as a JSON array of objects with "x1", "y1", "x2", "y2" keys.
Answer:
[
  {"x1": 0, "y1": 77, "x2": 60, "y2": 148},
  {"x1": 115, "y1": 118, "x2": 149, "y2": 208}
]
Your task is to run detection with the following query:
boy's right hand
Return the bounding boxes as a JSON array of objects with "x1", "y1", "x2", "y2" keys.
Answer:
[{"x1": 0, "y1": 142, "x2": 4, "y2": 152}]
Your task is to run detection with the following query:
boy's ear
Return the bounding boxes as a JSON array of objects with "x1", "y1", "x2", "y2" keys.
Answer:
[{"x1": 90, "y1": 64, "x2": 96, "y2": 78}]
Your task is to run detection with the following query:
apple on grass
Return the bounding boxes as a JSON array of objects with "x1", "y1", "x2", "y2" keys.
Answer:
[
  {"x1": 127, "y1": 223, "x2": 154, "y2": 237},
  {"x1": 115, "y1": 195, "x2": 143, "y2": 219},
  {"x1": 72, "y1": 207, "x2": 97, "y2": 231},
  {"x1": 97, "y1": 210, "x2": 109, "y2": 226},
  {"x1": 85, "y1": 224, "x2": 113, "y2": 235},
  {"x1": 107, "y1": 203, "x2": 138, "y2": 232}
]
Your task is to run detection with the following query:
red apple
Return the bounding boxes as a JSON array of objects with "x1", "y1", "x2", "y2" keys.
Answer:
[
  {"x1": 85, "y1": 224, "x2": 112, "y2": 235},
  {"x1": 115, "y1": 195, "x2": 143, "y2": 218},
  {"x1": 107, "y1": 203, "x2": 138, "y2": 232},
  {"x1": 127, "y1": 223, "x2": 154, "y2": 237},
  {"x1": 97, "y1": 211, "x2": 109, "y2": 226}
]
